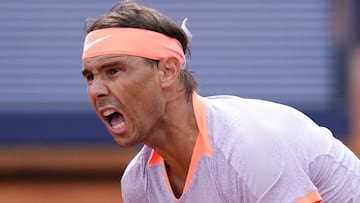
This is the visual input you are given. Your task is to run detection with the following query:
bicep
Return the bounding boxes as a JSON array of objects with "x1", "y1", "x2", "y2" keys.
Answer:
[{"x1": 239, "y1": 132, "x2": 319, "y2": 202}]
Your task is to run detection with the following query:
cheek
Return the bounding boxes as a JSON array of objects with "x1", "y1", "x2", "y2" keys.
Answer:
[
  {"x1": 122, "y1": 78, "x2": 157, "y2": 99},
  {"x1": 110, "y1": 72, "x2": 161, "y2": 109},
  {"x1": 122, "y1": 84, "x2": 159, "y2": 110}
]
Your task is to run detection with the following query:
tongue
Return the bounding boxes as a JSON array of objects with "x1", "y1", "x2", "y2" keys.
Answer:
[{"x1": 110, "y1": 113, "x2": 124, "y2": 127}]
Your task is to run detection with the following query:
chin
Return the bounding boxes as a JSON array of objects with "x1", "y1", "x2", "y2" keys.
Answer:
[{"x1": 112, "y1": 135, "x2": 138, "y2": 148}]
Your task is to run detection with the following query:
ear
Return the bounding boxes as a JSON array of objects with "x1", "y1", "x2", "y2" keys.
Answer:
[{"x1": 158, "y1": 56, "x2": 181, "y2": 88}]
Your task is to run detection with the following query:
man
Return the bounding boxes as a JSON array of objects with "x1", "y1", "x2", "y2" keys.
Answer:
[{"x1": 81, "y1": 1, "x2": 360, "y2": 202}]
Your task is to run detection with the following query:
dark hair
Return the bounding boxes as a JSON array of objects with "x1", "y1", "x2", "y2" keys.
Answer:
[{"x1": 86, "y1": 1, "x2": 197, "y2": 99}]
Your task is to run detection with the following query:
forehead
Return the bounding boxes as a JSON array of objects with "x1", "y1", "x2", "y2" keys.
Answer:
[
  {"x1": 82, "y1": 54, "x2": 143, "y2": 71},
  {"x1": 83, "y1": 55, "x2": 124, "y2": 69}
]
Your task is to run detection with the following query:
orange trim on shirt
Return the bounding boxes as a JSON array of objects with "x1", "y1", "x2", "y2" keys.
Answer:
[
  {"x1": 296, "y1": 190, "x2": 322, "y2": 203},
  {"x1": 146, "y1": 92, "x2": 213, "y2": 199},
  {"x1": 147, "y1": 149, "x2": 163, "y2": 166},
  {"x1": 192, "y1": 92, "x2": 213, "y2": 157}
]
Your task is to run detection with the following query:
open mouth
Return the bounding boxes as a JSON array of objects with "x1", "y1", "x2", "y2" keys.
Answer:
[{"x1": 103, "y1": 109, "x2": 125, "y2": 130}]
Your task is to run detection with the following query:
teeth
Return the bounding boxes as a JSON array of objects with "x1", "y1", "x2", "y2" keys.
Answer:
[
  {"x1": 103, "y1": 109, "x2": 115, "y2": 117},
  {"x1": 113, "y1": 122, "x2": 125, "y2": 129}
]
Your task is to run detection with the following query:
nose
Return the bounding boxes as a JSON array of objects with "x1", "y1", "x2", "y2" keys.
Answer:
[{"x1": 88, "y1": 78, "x2": 109, "y2": 98}]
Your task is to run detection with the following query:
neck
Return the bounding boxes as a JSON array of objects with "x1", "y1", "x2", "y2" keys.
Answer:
[{"x1": 145, "y1": 91, "x2": 198, "y2": 173}]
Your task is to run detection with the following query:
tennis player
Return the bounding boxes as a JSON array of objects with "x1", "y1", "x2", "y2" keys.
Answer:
[{"x1": 81, "y1": 1, "x2": 360, "y2": 202}]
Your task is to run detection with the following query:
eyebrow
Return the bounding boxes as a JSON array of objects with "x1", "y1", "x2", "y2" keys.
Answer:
[
  {"x1": 81, "y1": 60, "x2": 126, "y2": 77},
  {"x1": 99, "y1": 61, "x2": 124, "y2": 69}
]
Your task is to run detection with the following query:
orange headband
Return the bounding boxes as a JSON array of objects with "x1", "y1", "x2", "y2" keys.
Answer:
[{"x1": 82, "y1": 28, "x2": 185, "y2": 65}]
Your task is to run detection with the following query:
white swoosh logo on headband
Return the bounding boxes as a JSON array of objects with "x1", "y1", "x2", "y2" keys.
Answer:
[{"x1": 84, "y1": 35, "x2": 111, "y2": 51}]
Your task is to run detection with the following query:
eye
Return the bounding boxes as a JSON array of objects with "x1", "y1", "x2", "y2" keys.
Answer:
[
  {"x1": 84, "y1": 73, "x2": 94, "y2": 82},
  {"x1": 107, "y1": 68, "x2": 121, "y2": 76}
]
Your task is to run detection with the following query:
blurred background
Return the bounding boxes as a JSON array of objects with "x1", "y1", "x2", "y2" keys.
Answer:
[{"x1": 0, "y1": 0, "x2": 359, "y2": 202}]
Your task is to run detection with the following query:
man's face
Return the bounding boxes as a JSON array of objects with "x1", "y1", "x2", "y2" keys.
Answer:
[{"x1": 82, "y1": 54, "x2": 166, "y2": 147}]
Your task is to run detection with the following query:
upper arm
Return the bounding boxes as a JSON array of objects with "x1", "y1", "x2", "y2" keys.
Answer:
[
  {"x1": 121, "y1": 169, "x2": 148, "y2": 203},
  {"x1": 120, "y1": 151, "x2": 149, "y2": 203},
  {"x1": 233, "y1": 119, "x2": 322, "y2": 203}
]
